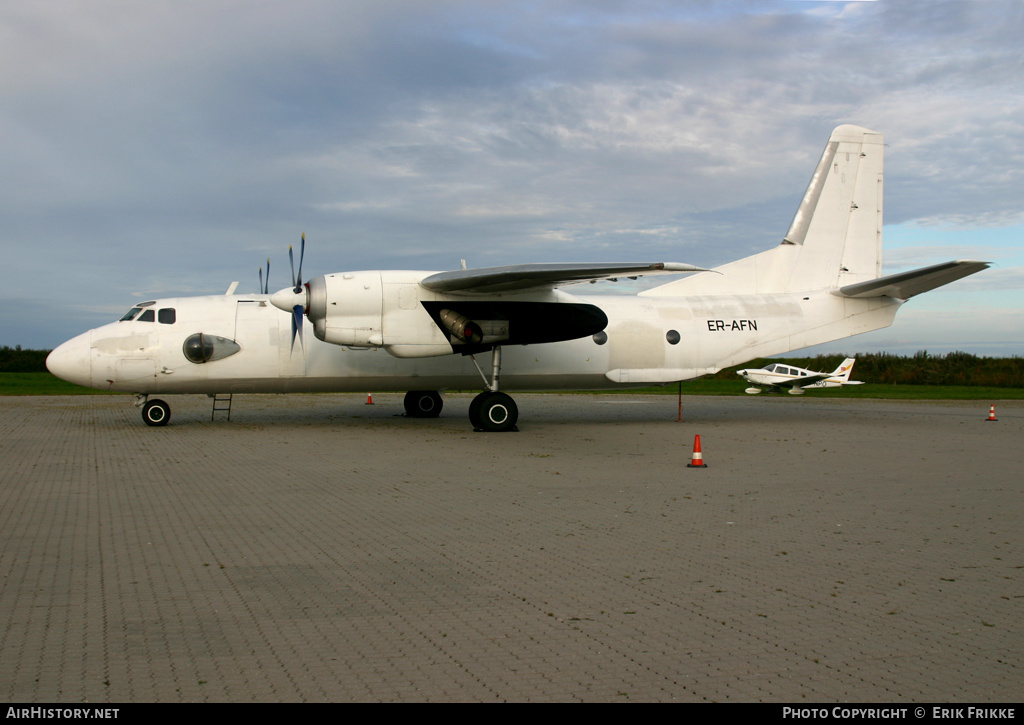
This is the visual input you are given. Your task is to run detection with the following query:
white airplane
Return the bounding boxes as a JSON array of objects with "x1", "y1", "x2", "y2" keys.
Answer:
[
  {"x1": 46, "y1": 125, "x2": 989, "y2": 431},
  {"x1": 737, "y1": 357, "x2": 863, "y2": 395}
]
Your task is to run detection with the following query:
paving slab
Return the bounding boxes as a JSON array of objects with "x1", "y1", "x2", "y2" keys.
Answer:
[{"x1": 0, "y1": 393, "x2": 1020, "y2": 702}]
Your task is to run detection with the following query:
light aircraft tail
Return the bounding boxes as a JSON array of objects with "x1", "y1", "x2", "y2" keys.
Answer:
[{"x1": 830, "y1": 357, "x2": 857, "y2": 381}]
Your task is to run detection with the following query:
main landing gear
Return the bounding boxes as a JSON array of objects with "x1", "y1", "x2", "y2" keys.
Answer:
[
  {"x1": 403, "y1": 390, "x2": 444, "y2": 418},
  {"x1": 467, "y1": 345, "x2": 519, "y2": 432}
]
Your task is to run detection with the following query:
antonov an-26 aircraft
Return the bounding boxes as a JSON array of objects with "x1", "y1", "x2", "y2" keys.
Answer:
[{"x1": 47, "y1": 125, "x2": 988, "y2": 431}]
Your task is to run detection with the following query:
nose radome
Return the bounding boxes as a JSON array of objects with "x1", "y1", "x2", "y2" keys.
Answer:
[{"x1": 46, "y1": 332, "x2": 93, "y2": 388}]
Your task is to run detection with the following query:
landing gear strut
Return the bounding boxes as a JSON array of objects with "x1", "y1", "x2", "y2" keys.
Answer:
[{"x1": 468, "y1": 345, "x2": 518, "y2": 432}]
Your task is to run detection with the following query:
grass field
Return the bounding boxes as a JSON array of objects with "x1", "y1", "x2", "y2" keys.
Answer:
[
  {"x1": 2, "y1": 372, "x2": 1022, "y2": 400},
  {"x1": 0, "y1": 373, "x2": 124, "y2": 396}
]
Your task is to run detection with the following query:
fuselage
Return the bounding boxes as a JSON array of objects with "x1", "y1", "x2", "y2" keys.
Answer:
[{"x1": 46, "y1": 278, "x2": 901, "y2": 396}]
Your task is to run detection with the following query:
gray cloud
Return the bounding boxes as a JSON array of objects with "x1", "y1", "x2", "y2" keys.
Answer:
[{"x1": 2, "y1": 0, "x2": 1021, "y2": 351}]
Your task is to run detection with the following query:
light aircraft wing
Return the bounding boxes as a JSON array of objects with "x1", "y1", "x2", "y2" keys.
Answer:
[
  {"x1": 837, "y1": 260, "x2": 989, "y2": 300},
  {"x1": 420, "y1": 262, "x2": 708, "y2": 294},
  {"x1": 787, "y1": 373, "x2": 830, "y2": 388}
]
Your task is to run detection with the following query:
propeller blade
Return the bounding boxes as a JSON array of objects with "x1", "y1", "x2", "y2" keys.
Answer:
[
  {"x1": 294, "y1": 233, "x2": 305, "y2": 293},
  {"x1": 258, "y1": 258, "x2": 271, "y2": 294},
  {"x1": 291, "y1": 304, "x2": 304, "y2": 352}
]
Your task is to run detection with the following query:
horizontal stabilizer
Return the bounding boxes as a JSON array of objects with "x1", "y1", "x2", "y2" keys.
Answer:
[
  {"x1": 421, "y1": 262, "x2": 708, "y2": 294},
  {"x1": 836, "y1": 260, "x2": 989, "y2": 300}
]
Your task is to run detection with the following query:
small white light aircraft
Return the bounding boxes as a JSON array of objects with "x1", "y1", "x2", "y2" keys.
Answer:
[
  {"x1": 737, "y1": 357, "x2": 863, "y2": 395},
  {"x1": 47, "y1": 125, "x2": 989, "y2": 430}
]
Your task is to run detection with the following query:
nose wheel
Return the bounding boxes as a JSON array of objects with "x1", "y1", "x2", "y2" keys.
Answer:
[{"x1": 142, "y1": 398, "x2": 171, "y2": 427}]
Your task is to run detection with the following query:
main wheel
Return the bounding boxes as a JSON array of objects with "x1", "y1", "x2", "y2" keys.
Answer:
[
  {"x1": 471, "y1": 391, "x2": 518, "y2": 432},
  {"x1": 142, "y1": 399, "x2": 171, "y2": 427},
  {"x1": 403, "y1": 390, "x2": 443, "y2": 418},
  {"x1": 468, "y1": 392, "x2": 486, "y2": 429}
]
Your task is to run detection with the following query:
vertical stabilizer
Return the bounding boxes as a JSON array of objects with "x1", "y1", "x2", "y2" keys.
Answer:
[
  {"x1": 830, "y1": 358, "x2": 857, "y2": 381},
  {"x1": 642, "y1": 125, "x2": 884, "y2": 297}
]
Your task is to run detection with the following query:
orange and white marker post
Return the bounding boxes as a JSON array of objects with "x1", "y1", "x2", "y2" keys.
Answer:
[
  {"x1": 985, "y1": 404, "x2": 997, "y2": 421},
  {"x1": 687, "y1": 434, "x2": 708, "y2": 468},
  {"x1": 366, "y1": 392, "x2": 374, "y2": 405}
]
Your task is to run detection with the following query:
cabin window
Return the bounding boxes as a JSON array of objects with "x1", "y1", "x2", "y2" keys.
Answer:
[
  {"x1": 592, "y1": 331, "x2": 608, "y2": 345},
  {"x1": 138, "y1": 309, "x2": 155, "y2": 322},
  {"x1": 158, "y1": 308, "x2": 176, "y2": 324},
  {"x1": 182, "y1": 333, "x2": 241, "y2": 364},
  {"x1": 666, "y1": 330, "x2": 680, "y2": 345}
]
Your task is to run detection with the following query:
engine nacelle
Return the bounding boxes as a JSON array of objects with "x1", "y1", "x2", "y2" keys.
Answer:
[
  {"x1": 305, "y1": 270, "x2": 454, "y2": 356},
  {"x1": 307, "y1": 272, "x2": 385, "y2": 348},
  {"x1": 302, "y1": 270, "x2": 608, "y2": 358}
]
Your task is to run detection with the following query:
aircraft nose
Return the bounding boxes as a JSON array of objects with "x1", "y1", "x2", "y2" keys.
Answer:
[{"x1": 46, "y1": 332, "x2": 93, "y2": 388}]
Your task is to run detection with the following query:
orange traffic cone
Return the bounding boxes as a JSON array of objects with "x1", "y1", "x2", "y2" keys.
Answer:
[
  {"x1": 366, "y1": 392, "x2": 374, "y2": 405},
  {"x1": 687, "y1": 434, "x2": 708, "y2": 468},
  {"x1": 985, "y1": 404, "x2": 997, "y2": 421}
]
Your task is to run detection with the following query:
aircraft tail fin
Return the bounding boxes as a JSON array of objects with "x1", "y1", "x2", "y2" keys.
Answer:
[
  {"x1": 831, "y1": 357, "x2": 857, "y2": 380},
  {"x1": 642, "y1": 125, "x2": 884, "y2": 297}
]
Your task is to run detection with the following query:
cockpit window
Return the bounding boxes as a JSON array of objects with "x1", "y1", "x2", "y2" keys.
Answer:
[{"x1": 119, "y1": 305, "x2": 175, "y2": 323}]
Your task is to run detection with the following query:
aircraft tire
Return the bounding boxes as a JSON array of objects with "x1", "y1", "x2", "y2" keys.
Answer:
[
  {"x1": 404, "y1": 390, "x2": 443, "y2": 418},
  {"x1": 468, "y1": 392, "x2": 486, "y2": 429},
  {"x1": 473, "y1": 391, "x2": 518, "y2": 432},
  {"x1": 142, "y1": 399, "x2": 171, "y2": 427}
]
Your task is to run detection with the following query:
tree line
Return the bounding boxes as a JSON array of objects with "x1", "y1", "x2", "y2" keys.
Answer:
[
  {"x1": 1, "y1": 346, "x2": 52, "y2": 373},
  {"x1": 4, "y1": 345, "x2": 1022, "y2": 387}
]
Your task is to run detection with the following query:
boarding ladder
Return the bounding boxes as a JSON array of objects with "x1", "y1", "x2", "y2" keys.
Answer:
[{"x1": 211, "y1": 393, "x2": 233, "y2": 421}]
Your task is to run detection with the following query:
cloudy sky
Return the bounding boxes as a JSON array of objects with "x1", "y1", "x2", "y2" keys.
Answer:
[{"x1": 2, "y1": 0, "x2": 1022, "y2": 356}]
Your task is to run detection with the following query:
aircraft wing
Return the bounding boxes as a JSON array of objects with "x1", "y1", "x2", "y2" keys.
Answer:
[
  {"x1": 836, "y1": 260, "x2": 989, "y2": 300},
  {"x1": 420, "y1": 262, "x2": 708, "y2": 294},
  {"x1": 788, "y1": 373, "x2": 830, "y2": 388}
]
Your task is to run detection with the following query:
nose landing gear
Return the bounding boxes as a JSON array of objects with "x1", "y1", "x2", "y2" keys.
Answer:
[{"x1": 139, "y1": 396, "x2": 171, "y2": 427}]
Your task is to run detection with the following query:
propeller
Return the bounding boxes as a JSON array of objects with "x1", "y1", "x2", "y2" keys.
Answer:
[
  {"x1": 270, "y1": 233, "x2": 308, "y2": 353},
  {"x1": 258, "y1": 258, "x2": 270, "y2": 294}
]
